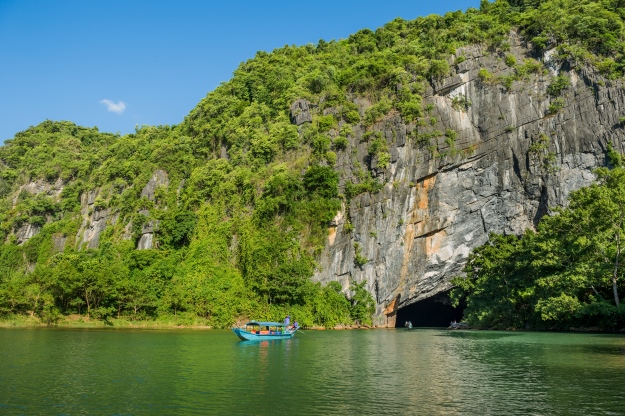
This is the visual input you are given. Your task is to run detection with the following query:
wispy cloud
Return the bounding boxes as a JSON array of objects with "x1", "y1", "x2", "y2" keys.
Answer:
[{"x1": 100, "y1": 99, "x2": 126, "y2": 114}]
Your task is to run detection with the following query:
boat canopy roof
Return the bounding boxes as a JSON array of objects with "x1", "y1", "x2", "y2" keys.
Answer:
[{"x1": 245, "y1": 321, "x2": 285, "y2": 327}]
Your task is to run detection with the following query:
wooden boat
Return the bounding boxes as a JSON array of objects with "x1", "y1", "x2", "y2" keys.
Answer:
[{"x1": 232, "y1": 321, "x2": 297, "y2": 341}]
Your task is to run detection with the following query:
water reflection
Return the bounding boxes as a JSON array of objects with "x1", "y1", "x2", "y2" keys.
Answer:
[{"x1": 0, "y1": 328, "x2": 624, "y2": 415}]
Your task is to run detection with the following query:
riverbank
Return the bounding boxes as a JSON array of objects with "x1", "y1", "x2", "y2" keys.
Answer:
[
  {"x1": 0, "y1": 315, "x2": 216, "y2": 329},
  {"x1": 2, "y1": 316, "x2": 623, "y2": 332},
  {"x1": 0, "y1": 315, "x2": 378, "y2": 330}
]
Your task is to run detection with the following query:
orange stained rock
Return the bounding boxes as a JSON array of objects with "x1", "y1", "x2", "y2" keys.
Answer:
[
  {"x1": 424, "y1": 229, "x2": 446, "y2": 257},
  {"x1": 413, "y1": 221, "x2": 425, "y2": 237},
  {"x1": 384, "y1": 295, "x2": 401, "y2": 315},
  {"x1": 410, "y1": 174, "x2": 437, "y2": 224},
  {"x1": 400, "y1": 221, "x2": 415, "y2": 282},
  {"x1": 328, "y1": 226, "x2": 337, "y2": 246},
  {"x1": 398, "y1": 173, "x2": 438, "y2": 296},
  {"x1": 417, "y1": 174, "x2": 437, "y2": 210},
  {"x1": 384, "y1": 296, "x2": 398, "y2": 315}
]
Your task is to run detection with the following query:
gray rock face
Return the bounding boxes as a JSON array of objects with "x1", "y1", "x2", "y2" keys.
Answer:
[
  {"x1": 313, "y1": 35, "x2": 625, "y2": 326},
  {"x1": 15, "y1": 223, "x2": 41, "y2": 245},
  {"x1": 137, "y1": 233, "x2": 154, "y2": 250},
  {"x1": 133, "y1": 210, "x2": 159, "y2": 250},
  {"x1": 51, "y1": 234, "x2": 67, "y2": 252},
  {"x1": 79, "y1": 207, "x2": 111, "y2": 250},
  {"x1": 141, "y1": 169, "x2": 169, "y2": 201},
  {"x1": 73, "y1": 170, "x2": 169, "y2": 250},
  {"x1": 9, "y1": 178, "x2": 65, "y2": 243},
  {"x1": 75, "y1": 189, "x2": 120, "y2": 250},
  {"x1": 290, "y1": 99, "x2": 313, "y2": 125},
  {"x1": 137, "y1": 218, "x2": 159, "y2": 250},
  {"x1": 86, "y1": 189, "x2": 98, "y2": 205},
  {"x1": 12, "y1": 178, "x2": 64, "y2": 208},
  {"x1": 76, "y1": 189, "x2": 102, "y2": 249}
]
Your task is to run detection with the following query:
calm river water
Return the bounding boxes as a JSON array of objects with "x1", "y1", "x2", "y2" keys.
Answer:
[{"x1": 0, "y1": 328, "x2": 624, "y2": 415}]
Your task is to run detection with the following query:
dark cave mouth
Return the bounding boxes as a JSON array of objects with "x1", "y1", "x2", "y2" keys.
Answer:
[{"x1": 395, "y1": 290, "x2": 464, "y2": 328}]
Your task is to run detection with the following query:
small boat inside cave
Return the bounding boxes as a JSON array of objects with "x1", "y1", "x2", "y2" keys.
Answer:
[{"x1": 395, "y1": 291, "x2": 464, "y2": 328}]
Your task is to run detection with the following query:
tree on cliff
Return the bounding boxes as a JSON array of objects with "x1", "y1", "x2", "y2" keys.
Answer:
[
  {"x1": 452, "y1": 166, "x2": 625, "y2": 330},
  {"x1": 504, "y1": 0, "x2": 543, "y2": 11}
]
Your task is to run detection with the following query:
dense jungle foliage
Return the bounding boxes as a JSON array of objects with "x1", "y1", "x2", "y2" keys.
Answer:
[
  {"x1": 0, "y1": 0, "x2": 624, "y2": 327},
  {"x1": 451, "y1": 156, "x2": 625, "y2": 330}
]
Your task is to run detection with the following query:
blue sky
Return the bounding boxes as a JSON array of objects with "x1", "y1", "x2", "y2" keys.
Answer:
[{"x1": 0, "y1": 0, "x2": 481, "y2": 142}]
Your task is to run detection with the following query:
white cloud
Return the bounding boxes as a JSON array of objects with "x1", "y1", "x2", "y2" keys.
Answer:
[{"x1": 100, "y1": 99, "x2": 126, "y2": 114}]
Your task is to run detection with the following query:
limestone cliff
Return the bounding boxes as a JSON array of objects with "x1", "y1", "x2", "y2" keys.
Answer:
[
  {"x1": 312, "y1": 34, "x2": 625, "y2": 326},
  {"x1": 74, "y1": 169, "x2": 169, "y2": 250}
]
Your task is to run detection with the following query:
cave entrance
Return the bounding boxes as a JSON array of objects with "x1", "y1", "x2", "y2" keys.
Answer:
[{"x1": 395, "y1": 290, "x2": 464, "y2": 328}]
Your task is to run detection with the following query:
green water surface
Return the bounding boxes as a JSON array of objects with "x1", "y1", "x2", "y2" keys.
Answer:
[{"x1": 0, "y1": 328, "x2": 624, "y2": 415}]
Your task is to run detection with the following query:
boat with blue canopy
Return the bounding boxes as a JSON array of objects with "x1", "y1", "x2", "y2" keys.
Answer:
[{"x1": 232, "y1": 321, "x2": 297, "y2": 341}]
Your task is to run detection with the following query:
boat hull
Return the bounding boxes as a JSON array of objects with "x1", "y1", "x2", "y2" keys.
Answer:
[{"x1": 232, "y1": 327, "x2": 296, "y2": 341}]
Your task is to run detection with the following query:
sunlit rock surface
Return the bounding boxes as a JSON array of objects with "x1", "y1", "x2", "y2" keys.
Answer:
[
  {"x1": 75, "y1": 170, "x2": 168, "y2": 250},
  {"x1": 313, "y1": 35, "x2": 625, "y2": 326}
]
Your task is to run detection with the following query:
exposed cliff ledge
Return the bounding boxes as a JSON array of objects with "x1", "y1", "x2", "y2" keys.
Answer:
[
  {"x1": 9, "y1": 178, "x2": 65, "y2": 245},
  {"x1": 313, "y1": 34, "x2": 625, "y2": 326},
  {"x1": 75, "y1": 170, "x2": 169, "y2": 250}
]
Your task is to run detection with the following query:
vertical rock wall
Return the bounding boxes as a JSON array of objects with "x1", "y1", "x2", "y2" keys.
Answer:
[
  {"x1": 313, "y1": 36, "x2": 625, "y2": 326},
  {"x1": 75, "y1": 169, "x2": 169, "y2": 250}
]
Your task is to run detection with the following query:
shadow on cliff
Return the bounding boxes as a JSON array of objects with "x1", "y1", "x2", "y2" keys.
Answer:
[{"x1": 395, "y1": 291, "x2": 464, "y2": 328}]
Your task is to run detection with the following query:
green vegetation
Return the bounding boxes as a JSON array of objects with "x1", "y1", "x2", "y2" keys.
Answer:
[
  {"x1": 478, "y1": 68, "x2": 496, "y2": 83},
  {"x1": 480, "y1": 57, "x2": 547, "y2": 92},
  {"x1": 367, "y1": 134, "x2": 391, "y2": 169},
  {"x1": 547, "y1": 75, "x2": 571, "y2": 97},
  {"x1": 529, "y1": 133, "x2": 557, "y2": 173},
  {"x1": 547, "y1": 97, "x2": 566, "y2": 114},
  {"x1": 1, "y1": 0, "x2": 624, "y2": 328},
  {"x1": 441, "y1": 129, "x2": 461, "y2": 158},
  {"x1": 365, "y1": 99, "x2": 393, "y2": 126},
  {"x1": 452, "y1": 165, "x2": 625, "y2": 330},
  {"x1": 353, "y1": 243, "x2": 369, "y2": 268},
  {"x1": 451, "y1": 94, "x2": 472, "y2": 111},
  {"x1": 349, "y1": 280, "x2": 376, "y2": 325},
  {"x1": 505, "y1": 54, "x2": 517, "y2": 67}
]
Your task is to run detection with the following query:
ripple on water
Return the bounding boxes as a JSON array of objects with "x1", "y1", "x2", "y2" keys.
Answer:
[{"x1": 0, "y1": 328, "x2": 624, "y2": 415}]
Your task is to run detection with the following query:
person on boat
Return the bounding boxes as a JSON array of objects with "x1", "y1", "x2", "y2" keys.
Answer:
[
  {"x1": 293, "y1": 321, "x2": 299, "y2": 330},
  {"x1": 285, "y1": 315, "x2": 290, "y2": 327}
]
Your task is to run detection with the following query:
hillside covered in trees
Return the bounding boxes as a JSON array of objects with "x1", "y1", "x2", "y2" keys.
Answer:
[{"x1": 1, "y1": 0, "x2": 624, "y2": 328}]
